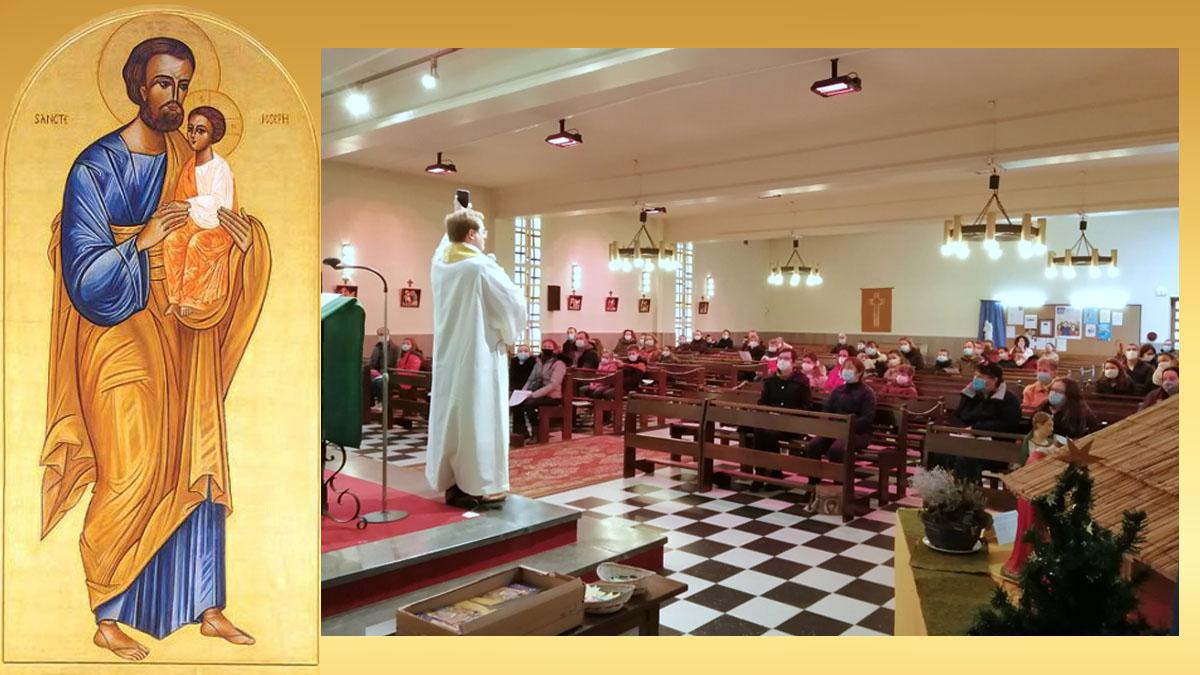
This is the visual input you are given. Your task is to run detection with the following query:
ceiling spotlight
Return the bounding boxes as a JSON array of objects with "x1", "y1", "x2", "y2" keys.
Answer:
[
  {"x1": 545, "y1": 118, "x2": 583, "y2": 148},
  {"x1": 425, "y1": 151, "x2": 457, "y2": 175},
  {"x1": 811, "y1": 58, "x2": 862, "y2": 98},
  {"x1": 421, "y1": 58, "x2": 440, "y2": 90},
  {"x1": 642, "y1": 206, "x2": 667, "y2": 215},
  {"x1": 344, "y1": 91, "x2": 370, "y2": 117}
]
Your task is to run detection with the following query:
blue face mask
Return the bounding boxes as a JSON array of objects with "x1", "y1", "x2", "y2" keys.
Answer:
[
  {"x1": 1036, "y1": 372, "x2": 1052, "y2": 385},
  {"x1": 842, "y1": 370, "x2": 857, "y2": 383},
  {"x1": 972, "y1": 377, "x2": 987, "y2": 392},
  {"x1": 1048, "y1": 391, "x2": 1066, "y2": 408},
  {"x1": 517, "y1": 352, "x2": 529, "y2": 362}
]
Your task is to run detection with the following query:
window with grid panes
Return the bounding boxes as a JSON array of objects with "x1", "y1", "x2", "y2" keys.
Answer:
[
  {"x1": 513, "y1": 216, "x2": 543, "y2": 351},
  {"x1": 1171, "y1": 297, "x2": 1179, "y2": 349},
  {"x1": 673, "y1": 242, "x2": 694, "y2": 344}
]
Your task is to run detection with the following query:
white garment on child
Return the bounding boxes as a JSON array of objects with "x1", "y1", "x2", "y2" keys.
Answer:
[{"x1": 187, "y1": 151, "x2": 234, "y2": 229}]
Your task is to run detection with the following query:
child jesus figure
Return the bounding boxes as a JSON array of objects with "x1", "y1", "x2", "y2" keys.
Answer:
[{"x1": 163, "y1": 105, "x2": 236, "y2": 318}]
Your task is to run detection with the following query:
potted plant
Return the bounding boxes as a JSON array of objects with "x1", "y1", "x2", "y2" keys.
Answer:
[{"x1": 912, "y1": 467, "x2": 992, "y2": 553}]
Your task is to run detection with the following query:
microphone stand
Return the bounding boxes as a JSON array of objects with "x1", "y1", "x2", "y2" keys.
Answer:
[{"x1": 325, "y1": 260, "x2": 408, "y2": 524}]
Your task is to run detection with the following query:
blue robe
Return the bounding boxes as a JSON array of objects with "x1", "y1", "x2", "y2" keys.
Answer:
[{"x1": 61, "y1": 128, "x2": 225, "y2": 639}]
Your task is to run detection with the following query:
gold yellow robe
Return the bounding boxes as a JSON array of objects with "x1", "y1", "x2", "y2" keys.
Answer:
[{"x1": 39, "y1": 129, "x2": 271, "y2": 610}]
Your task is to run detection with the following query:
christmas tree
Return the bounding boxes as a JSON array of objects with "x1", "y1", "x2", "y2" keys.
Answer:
[{"x1": 969, "y1": 462, "x2": 1159, "y2": 635}]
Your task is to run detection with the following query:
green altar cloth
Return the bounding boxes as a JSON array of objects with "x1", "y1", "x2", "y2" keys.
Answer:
[{"x1": 321, "y1": 293, "x2": 365, "y2": 448}]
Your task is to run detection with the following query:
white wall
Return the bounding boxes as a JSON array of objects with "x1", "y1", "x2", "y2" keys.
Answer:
[
  {"x1": 505, "y1": 212, "x2": 675, "y2": 341},
  {"x1": 759, "y1": 210, "x2": 1179, "y2": 340},
  {"x1": 321, "y1": 161, "x2": 499, "y2": 342},
  {"x1": 692, "y1": 239, "x2": 771, "y2": 335}
]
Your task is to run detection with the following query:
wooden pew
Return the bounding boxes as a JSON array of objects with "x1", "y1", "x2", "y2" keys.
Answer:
[
  {"x1": 386, "y1": 368, "x2": 432, "y2": 430},
  {"x1": 568, "y1": 367, "x2": 627, "y2": 436},
  {"x1": 921, "y1": 425, "x2": 1025, "y2": 510},
  {"x1": 623, "y1": 394, "x2": 709, "y2": 477},
  {"x1": 700, "y1": 399, "x2": 864, "y2": 521}
]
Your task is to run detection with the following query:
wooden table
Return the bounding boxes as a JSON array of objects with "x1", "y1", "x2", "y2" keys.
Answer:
[{"x1": 565, "y1": 575, "x2": 686, "y2": 636}]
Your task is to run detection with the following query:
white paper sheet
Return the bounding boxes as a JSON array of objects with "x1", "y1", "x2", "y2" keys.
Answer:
[
  {"x1": 1056, "y1": 338, "x2": 1069, "y2": 351},
  {"x1": 1099, "y1": 309, "x2": 1112, "y2": 323},
  {"x1": 1005, "y1": 325, "x2": 1016, "y2": 338},
  {"x1": 1112, "y1": 311, "x2": 1124, "y2": 326},
  {"x1": 1024, "y1": 314, "x2": 1038, "y2": 329},
  {"x1": 991, "y1": 510, "x2": 1019, "y2": 546},
  {"x1": 509, "y1": 390, "x2": 531, "y2": 407}
]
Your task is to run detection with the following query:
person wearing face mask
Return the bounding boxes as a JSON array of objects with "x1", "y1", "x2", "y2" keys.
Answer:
[
  {"x1": 824, "y1": 347, "x2": 853, "y2": 391},
  {"x1": 367, "y1": 326, "x2": 401, "y2": 408},
  {"x1": 1160, "y1": 339, "x2": 1177, "y2": 357},
  {"x1": 615, "y1": 328, "x2": 639, "y2": 354},
  {"x1": 513, "y1": 340, "x2": 569, "y2": 439},
  {"x1": 1037, "y1": 377, "x2": 1099, "y2": 439},
  {"x1": 897, "y1": 337, "x2": 925, "y2": 371},
  {"x1": 689, "y1": 331, "x2": 709, "y2": 352},
  {"x1": 639, "y1": 334, "x2": 660, "y2": 364},
  {"x1": 561, "y1": 327, "x2": 579, "y2": 360},
  {"x1": 588, "y1": 346, "x2": 646, "y2": 399},
  {"x1": 1022, "y1": 358, "x2": 1058, "y2": 413},
  {"x1": 658, "y1": 346, "x2": 676, "y2": 363},
  {"x1": 804, "y1": 357, "x2": 877, "y2": 486},
  {"x1": 1126, "y1": 343, "x2": 1158, "y2": 394},
  {"x1": 568, "y1": 331, "x2": 601, "y2": 370},
  {"x1": 993, "y1": 348, "x2": 1015, "y2": 369},
  {"x1": 946, "y1": 362, "x2": 1022, "y2": 481},
  {"x1": 1041, "y1": 342, "x2": 1060, "y2": 364},
  {"x1": 1095, "y1": 358, "x2": 1136, "y2": 396},
  {"x1": 800, "y1": 352, "x2": 827, "y2": 390},
  {"x1": 741, "y1": 348, "x2": 813, "y2": 490},
  {"x1": 742, "y1": 331, "x2": 766, "y2": 360},
  {"x1": 881, "y1": 364, "x2": 918, "y2": 398},
  {"x1": 881, "y1": 349, "x2": 904, "y2": 381},
  {"x1": 830, "y1": 333, "x2": 849, "y2": 355},
  {"x1": 932, "y1": 348, "x2": 959, "y2": 374},
  {"x1": 715, "y1": 330, "x2": 735, "y2": 350},
  {"x1": 959, "y1": 340, "x2": 980, "y2": 372},
  {"x1": 1012, "y1": 335, "x2": 1034, "y2": 361},
  {"x1": 509, "y1": 345, "x2": 536, "y2": 393},
  {"x1": 1140, "y1": 366, "x2": 1179, "y2": 411},
  {"x1": 1151, "y1": 353, "x2": 1177, "y2": 388},
  {"x1": 858, "y1": 340, "x2": 883, "y2": 376}
]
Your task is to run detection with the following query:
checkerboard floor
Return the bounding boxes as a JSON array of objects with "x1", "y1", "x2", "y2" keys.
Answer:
[
  {"x1": 541, "y1": 467, "x2": 918, "y2": 636},
  {"x1": 348, "y1": 420, "x2": 429, "y2": 467}
]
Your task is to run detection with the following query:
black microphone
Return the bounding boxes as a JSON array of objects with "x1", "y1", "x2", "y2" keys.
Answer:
[{"x1": 322, "y1": 257, "x2": 341, "y2": 268}]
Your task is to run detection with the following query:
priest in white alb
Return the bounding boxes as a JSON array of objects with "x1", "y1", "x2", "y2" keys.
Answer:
[{"x1": 427, "y1": 200, "x2": 527, "y2": 506}]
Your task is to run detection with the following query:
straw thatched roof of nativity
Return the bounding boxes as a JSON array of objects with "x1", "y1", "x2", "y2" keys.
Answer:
[{"x1": 1002, "y1": 397, "x2": 1178, "y2": 581}]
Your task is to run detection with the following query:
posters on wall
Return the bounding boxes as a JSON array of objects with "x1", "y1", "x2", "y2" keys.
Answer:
[
  {"x1": 1098, "y1": 323, "x2": 1113, "y2": 341},
  {"x1": 1006, "y1": 307, "x2": 1025, "y2": 325},
  {"x1": 1055, "y1": 306, "x2": 1083, "y2": 339},
  {"x1": 1024, "y1": 314, "x2": 1038, "y2": 329},
  {"x1": 1112, "y1": 311, "x2": 1125, "y2": 326}
]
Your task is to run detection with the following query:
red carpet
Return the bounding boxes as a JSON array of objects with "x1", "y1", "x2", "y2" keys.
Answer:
[
  {"x1": 506, "y1": 434, "x2": 671, "y2": 498},
  {"x1": 323, "y1": 470, "x2": 467, "y2": 553}
]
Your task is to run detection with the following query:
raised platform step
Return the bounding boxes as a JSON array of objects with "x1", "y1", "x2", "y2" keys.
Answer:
[
  {"x1": 322, "y1": 493, "x2": 581, "y2": 617},
  {"x1": 322, "y1": 515, "x2": 668, "y2": 635}
]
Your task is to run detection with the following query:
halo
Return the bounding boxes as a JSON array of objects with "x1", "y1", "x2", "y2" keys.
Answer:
[
  {"x1": 184, "y1": 90, "x2": 244, "y2": 157},
  {"x1": 97, "y1": 13, "x2": 221, "y2": 123}
]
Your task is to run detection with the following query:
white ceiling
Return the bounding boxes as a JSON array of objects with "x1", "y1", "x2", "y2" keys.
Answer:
[{"x1": 322, "y1": 48, "x2": 1178, "y2": 237}]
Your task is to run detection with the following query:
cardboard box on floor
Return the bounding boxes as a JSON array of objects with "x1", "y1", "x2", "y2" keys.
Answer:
[{"x1": 395, "y1": 566, "x2": 584, "y2": 636}]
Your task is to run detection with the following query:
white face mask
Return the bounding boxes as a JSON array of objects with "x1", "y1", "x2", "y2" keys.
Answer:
[
  {"x1": 777, "y1": 359, "x2": 794, "y2": 373},
  {"x1": 575, "y1": 339, "x2": 586, "y2": 348},
  {"x1": 900, "y1": 344, "x2": 911, "y2": 353},
  {"x1": 888, "y1": 358, "x2": 900, "y2": 367},
  {"x1": 801, "y1": 362, "x2": 815, "y2": 372},
  {"x1": 400, "y1": 343, "x2": 412, "y2": 352},
  {"x1": 837, "y1": 356, "x2": 848, "y2": 366},
  {"x1": 748, "y1": 341, "x2": 759, "y2": 349},
  {"x1": 937, "y1": 354, "x2": 950, "y2": 362},
  {"x1": 1126, "y1": 350, "x2": 1139, "y2": 360},
  {"x1": 625, "y1": 333, "x2": 634, "y2": 340},
  {"x1": 722, "y1": 332, "x2": 730, "y2": 338},
  {"x1": 896, "y1": 375, "x2": 911, "y2": 386},
  {"x1": 628, "y1": 353, "x2": 639, "y2": 362},
  {"x1": 1103, "y1": 368, "x2": 1119, "y2": 379},
  {"x1": 662, "y1": 350, "x2": 671, "y2": 357},
  {"x1": 963, "y1": 347, "x2": 975, "y2": 356},
  {"x1": 856, "y1": 343, "x2": 866, "y2": 351}
]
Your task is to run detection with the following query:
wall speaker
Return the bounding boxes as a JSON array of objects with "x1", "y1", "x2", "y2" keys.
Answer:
[{"x1": 547, "y1": 285, "x2": 561, "y2": 311}]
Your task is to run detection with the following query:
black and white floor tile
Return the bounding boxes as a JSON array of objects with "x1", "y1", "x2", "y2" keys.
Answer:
[
  {"x1": 349, "y1": 420, "x2": 428, "y2": 467},
  {"x1": 541, "y1": 468, "x2": 915, "y2": 636}
]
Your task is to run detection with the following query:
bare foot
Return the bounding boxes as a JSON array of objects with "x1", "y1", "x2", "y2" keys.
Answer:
[
  {"x1": 93, "y1": 621, "x2": 149, "y2": 661},
  {"x1": 199, "y1": 608, "x2": 255, "y2": 645}
]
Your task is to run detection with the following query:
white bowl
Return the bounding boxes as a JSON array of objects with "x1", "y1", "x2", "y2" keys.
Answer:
[
  {"x1": 584, "y1": 582, "x2": 635, "y2": 614},
  {"x1": 596, "y1": 562, "x2": 654, "y2": 592}
]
